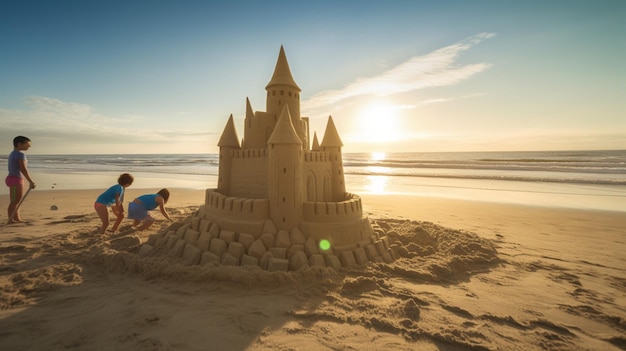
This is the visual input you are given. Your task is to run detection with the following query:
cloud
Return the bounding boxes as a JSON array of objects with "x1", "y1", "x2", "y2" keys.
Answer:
[
  {"x1": 1, "y1": 96, "x2": 126, "y2": 133},
  {"x1": 0, "y1": 96, "x2": 214, "y2": 153},
  {"x1": 406, "y1": 93, "x2": 487, "y2": 108},
  {"x1": 301, "y1": 33, "x2": 495, "y2": 111}
]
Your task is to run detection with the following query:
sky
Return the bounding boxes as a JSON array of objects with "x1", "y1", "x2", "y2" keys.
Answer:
[{"x1": 1, "y1": 0, "x2": 624, "y2": 155}]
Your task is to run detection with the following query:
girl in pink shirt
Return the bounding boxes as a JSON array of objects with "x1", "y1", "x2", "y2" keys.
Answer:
[{"x1": 5, "y1": 136, "x2": 36, "y2": 224}]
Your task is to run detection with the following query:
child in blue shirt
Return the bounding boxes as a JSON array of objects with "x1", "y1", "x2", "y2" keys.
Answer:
[
  {"x1": 95, "y1": 173, "x2": 134, "y2": 234},
  {"x1": 128, "y1": 188, "x2": 171, "y2": 231}
]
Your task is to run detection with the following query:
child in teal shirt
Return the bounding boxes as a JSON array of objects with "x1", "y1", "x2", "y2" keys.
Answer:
[
  {"x1": 94, "y1": 173, "x2": 134, "y2": 234},
  {"x1": 128, "y1": 188, "x2": 171, "y2": 231}
]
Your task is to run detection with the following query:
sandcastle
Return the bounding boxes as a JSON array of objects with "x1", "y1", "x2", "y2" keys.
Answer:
[{"x1": 141, "y1": 47, "x2": 394, "y2": 270}]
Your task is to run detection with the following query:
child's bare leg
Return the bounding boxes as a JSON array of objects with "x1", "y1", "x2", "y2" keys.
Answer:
[
  {"x1": 95, "y1": 204, "x2": 110, "y2": 234},
  {"x1": 110, "y1": 205, "x2": 124, "y2": 232},
  {"x1": 137, "y1": 219, "x2": 155, "y2": 231},
  {"x1": 111, "y1": 215, "x2": 124, "y2": 232},
  {"x1": 7, "y1": 185, "x2": 23, "y2": 223}
]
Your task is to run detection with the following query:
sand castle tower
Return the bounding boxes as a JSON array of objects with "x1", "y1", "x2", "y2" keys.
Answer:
[{"x1": 142, "y1": 47, "x2": 393, "y2": 270}]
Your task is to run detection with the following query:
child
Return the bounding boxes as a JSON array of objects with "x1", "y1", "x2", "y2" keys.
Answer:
[
  {"x1": 6, "y1": 136, "x2": 36, "y2": 224},
  {"x1": 95, "y1": 173, "x2": 134, "y2": 234},
  {"x1": 128, "y1": 188, "x2": 172, "y2": 231}
]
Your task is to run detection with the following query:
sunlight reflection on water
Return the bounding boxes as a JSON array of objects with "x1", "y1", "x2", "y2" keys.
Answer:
[
  {"x1": 365, "y1": 175, "x2": 389, "y2": 194},
  {"x1": 371, "y1": 152, "x2": 386, "y2": 161},
  {"x1": 364, "y1": 152, "x2": 391, "y2": 194}
]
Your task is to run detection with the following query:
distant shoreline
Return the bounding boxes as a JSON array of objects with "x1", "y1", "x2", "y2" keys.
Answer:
[
  {"x1": 1, "y1": 150, "x2": 624, "y2": 212},
  {"x1": 0, "y1": 169, "x2": 623, "y2": 213}
]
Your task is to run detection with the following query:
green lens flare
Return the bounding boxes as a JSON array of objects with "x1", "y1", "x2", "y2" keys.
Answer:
[{"x1": 319, "y1": 239, "x2": 331, "y2": 251}]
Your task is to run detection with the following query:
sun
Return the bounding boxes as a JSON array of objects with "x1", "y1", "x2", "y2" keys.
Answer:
[{"x1": 355, "y1": 101, "x2": 400, "y2": 143}]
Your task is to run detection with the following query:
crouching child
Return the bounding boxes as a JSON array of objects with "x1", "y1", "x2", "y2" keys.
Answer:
[{"x1": 128, "y1": 188, "x2": 172, "y2": 231}]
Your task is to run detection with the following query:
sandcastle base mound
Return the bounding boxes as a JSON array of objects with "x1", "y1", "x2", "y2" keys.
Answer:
[
  {"x1": 129, "y1": 208, "x2": 499, "y2": 277},
  {"x1": 136, "y1": 207, "x2": 395, "y2": 272}
]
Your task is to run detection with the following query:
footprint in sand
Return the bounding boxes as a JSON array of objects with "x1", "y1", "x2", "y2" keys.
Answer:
[
  {"x1": 0, "y1": 244, "x2": 27, "y2": 253},
  {"x1": 1, "y1": 220, "x2": 36, "y2": 227},
  {"x1": 46, "y1": 214, "x2": 90, "y2": 225}
]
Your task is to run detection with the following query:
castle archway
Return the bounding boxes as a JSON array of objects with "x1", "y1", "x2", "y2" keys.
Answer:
[
  {"x1": 306, "y1": 173, "x2": 317, "y2": 202},
  {"x1": 323, "y1": 173, "x2": 331, "y2": 201}
]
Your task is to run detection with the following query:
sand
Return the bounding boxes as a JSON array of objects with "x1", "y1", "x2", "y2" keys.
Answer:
[{"x1": 0, "y1": 188, "x2": 624, "y2": 350}]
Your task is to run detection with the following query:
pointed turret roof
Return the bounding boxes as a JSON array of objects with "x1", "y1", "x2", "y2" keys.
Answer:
[
  {"x1": 217, "y1": 114, "x2": 241, "y2": 148},
  {"x1": 268, "y1": 105, "x2": 302, "y2": 145},
  {"x1": 245, "y1": 97, "x2": 254, "y2": 119},
  {"x1": 265, "y1": 46, "x2": 301, "y2": 91},
  {"x1": 320, "y1": 116, "x2": 343, "y2": 147},
  {"x1": 311, "y1": 132, "x2": 320, "y2": 151}
]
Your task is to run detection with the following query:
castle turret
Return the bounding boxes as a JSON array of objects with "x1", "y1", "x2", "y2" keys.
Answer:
[
  {"x1": 242, "y1": 97, "x2": 255, "y2": 149},
  {"x1": 320, "y1": 115, "x2": 346, "y2": 201},
  {"x1": 311, "y1": 132, "x2": 320, "y2": 151},
  {"x1": 267, "y1": 105, "x2": 303, "y2": 229},
  {"x1": 266, "y1": 46, "x2": 307, "y2": 149},
  {"x1": 217, "y1": 114, "x2": 240, "y2": 195}
]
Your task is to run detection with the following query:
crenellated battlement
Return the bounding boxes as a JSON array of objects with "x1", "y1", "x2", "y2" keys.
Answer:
[
  {"x1": 205, "y1": 189, "x2": 269, "y2": 222},
  {"x1": 304, "y1": 151, "x2": 330, "y2": 162},
  {"x1": 302, "y1": 193, "x2": 363, "y2": 223},
  {"x1": 231, "y1": 148, "x2": 268, "y2": 159}
]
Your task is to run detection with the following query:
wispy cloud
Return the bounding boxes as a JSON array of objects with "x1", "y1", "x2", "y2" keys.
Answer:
[
  {"x1": 19, "y1": 96, "x2": 127, "y2": 131},
  {"x1": 0, "y1": 96, "x2": 213, "y2": 151},
  {"x1": 409, "y1": 93, "x2": 487, "y2": 108},
  {"x1": 302, "y1": 33, "x2": 495, "y2": 111},
  {"x1": 0, "y1": 96, "x2": 131, "y2": 134}
]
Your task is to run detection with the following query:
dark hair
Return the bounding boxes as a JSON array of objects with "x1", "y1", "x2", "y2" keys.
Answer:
[
  {"x1": 117, "y1": 173, "x2": 134, "y2": 186},
  {"x1": 157, "y1": 188, "x2": 170, "y2": 203},
  {"x1": 13, "y1": 136, "x2": 31, "y2": 147}
]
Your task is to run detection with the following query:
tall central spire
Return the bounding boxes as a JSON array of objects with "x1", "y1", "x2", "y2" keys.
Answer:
[{"x1": 265, "y1": 45, "x2": 301, "y2": 91}]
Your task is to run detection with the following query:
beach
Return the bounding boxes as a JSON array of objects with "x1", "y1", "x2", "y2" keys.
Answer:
[
  {"x1": 3, "y1": 0, "x2": 624, "y2": 348},
  {"x1": 0, "y1": 184, "x2": 624, "y2": 350}
]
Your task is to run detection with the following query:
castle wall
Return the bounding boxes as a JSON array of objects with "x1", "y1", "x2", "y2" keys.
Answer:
[
  {"x1": 204, "y1": 189, "x2": 269, "y2": 236},
  {"x1": 244, "y1": 111, "x2": 276, "y2": 149},
  {"x1": 301, "y1": 193, "x2": 372, "y2": 248},
  {"x1": 203, "y1": 188, "x2": 371, "y2": 248},
  {"x1": 322, "y1": 147, "x2": 346, "y2": 202},
  {"x1": 217, "y1": 147, "x2": 234, "y2": 195},
  {"x1": 229, "y1": 149, "x2": 268, "y2": 199},
  {"x1": 302, "y1": 193, "x2": 364, "y2": 223},
  {"x1": 303, "y1": 151, "x2": 335, "y2": 202},
  {"x1": 268, "y1": 145, "x2": 303, "y2": 230}
]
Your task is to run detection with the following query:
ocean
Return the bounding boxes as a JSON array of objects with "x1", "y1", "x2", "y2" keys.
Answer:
[{"x1": 1, "y1": 150, "x2": 625, "y2": 211}]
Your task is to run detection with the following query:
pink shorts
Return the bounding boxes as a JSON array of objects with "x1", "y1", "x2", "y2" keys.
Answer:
[{"x1": 5, "y1": 176, "x2": 24, "y2": 187}]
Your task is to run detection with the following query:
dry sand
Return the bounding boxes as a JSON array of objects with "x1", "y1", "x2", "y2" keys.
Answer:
[{"x1": 0, "y1": 188, "x2": 624, "y2": 350}]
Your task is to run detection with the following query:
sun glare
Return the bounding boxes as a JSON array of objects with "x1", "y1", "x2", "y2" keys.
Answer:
[
  {"x1": 371, "y1": 152, "x2": 386, "y2": 161},
  {"x1": 356, "y1": 102, "x2": 400, "y2": 143}
]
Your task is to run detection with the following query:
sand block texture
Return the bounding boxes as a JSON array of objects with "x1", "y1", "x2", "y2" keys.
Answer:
[{"x1": 141, "y1": 207, "x2": 395, "y2": 271}]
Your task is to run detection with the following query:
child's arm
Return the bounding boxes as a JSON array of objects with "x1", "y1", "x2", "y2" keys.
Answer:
[
  {"x1": 18, "y1": 159, "x2": 36, "y2": 189},
  {"x1": 156, "y1": 196, "x2": 171, "y2": 221},
  {"x1": 114, "y1": 192, "x2": 124, "y2": 214}
]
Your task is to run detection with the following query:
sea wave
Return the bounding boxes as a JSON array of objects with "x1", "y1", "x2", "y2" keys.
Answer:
[
  {"x1": 344, "y1": 170, "x2": 626, "y2": 186},
  {"x1": 342, "y1": 160, "x2": 625, "y2": 174},
  {"x1": 1, "y1": 150, "x2": 624, "y2": 186}
]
